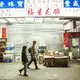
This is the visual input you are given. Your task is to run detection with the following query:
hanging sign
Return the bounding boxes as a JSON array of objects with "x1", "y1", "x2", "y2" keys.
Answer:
[
  {"x1": 2, "y1": 27, "x2": 6, "y2": 38},
  {"x1": 1, "y1": 25, "x2": 7, "y2": 38},
  {"x1": 0, "y1": 27, "x2": 2, "y2": 38},
  {"x1": 64, "y1": 0, "x2": 80, "y2": 8},
  {"x1": 0, "y1": 0, "x2": 24, "y2": 8},
  {"x1": 62, "y1": 0, "x2": 80, "y2": 17},
  {"x1": 63, "y1": 33, "x2": 69, "y2": 47},
  {"x1": 0, "y1": 0, "x2": 25, "y2": 17},
  {"x1": 25, "y1": 0, "x2": 62, "y2": 16},
  {"x1": 25, "y1": 0, "x2": 80, "y2": 17},
  {"x1": 0, "y1": 0, "x2": 80, "y2": 17}
]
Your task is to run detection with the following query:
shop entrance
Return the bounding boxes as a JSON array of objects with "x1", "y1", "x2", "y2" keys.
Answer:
[{"x1": 0, "y1": 17, "x2": 68, "y2": 62}]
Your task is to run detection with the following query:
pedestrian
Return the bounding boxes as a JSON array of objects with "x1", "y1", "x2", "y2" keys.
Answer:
[
  {"x1": 19, "y1": 46, "x2": 28, "y2": 76},
  {"x1": 27, "y1": 40, "x2": 40, "y2": 69}
]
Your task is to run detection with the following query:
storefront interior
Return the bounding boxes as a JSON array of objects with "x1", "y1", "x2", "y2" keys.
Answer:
[
  {"x1": 0, "y1": 0, "x2": 80, "y2": 79},
  {"x1": 0, "y1": 16, "x2": 80, "y2": 80}
]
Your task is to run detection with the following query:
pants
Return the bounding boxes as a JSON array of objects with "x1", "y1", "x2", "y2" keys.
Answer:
[
  {"x1": 19, "y1": 62, "x2": 27, "y2": 75},
  {"x1": 27, "y1": 57, "x2": 38, "y2": 69}
]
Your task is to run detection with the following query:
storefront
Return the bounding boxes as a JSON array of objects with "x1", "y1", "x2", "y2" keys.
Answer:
[{"x1": 0, "y1": 0, "x2": 80, "y2": 65}]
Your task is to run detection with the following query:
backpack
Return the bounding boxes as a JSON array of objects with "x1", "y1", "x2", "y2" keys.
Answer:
[{"x1": 28, "y1": 47, "x2": 31, "y2": 53}]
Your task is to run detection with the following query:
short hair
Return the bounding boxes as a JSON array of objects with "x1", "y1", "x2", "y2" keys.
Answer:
[{"x1": 33, "y1": 40, "x2": 36, "y2": 44}]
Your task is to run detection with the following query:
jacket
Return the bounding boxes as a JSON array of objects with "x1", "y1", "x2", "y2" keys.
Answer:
[{"x1": 21, "y1": 51, "x2": 28, "y2": 63}]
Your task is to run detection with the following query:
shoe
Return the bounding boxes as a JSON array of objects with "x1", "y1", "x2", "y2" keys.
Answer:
[
  {"x1": 23, "y1": 74, "x2": 28, "y2": 76},
  {"x1": 19, "y1": 70, "x2": 21, "y2": 74}
]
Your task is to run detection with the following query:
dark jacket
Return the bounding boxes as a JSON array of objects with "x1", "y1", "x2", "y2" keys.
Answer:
[{"x1": 21, "y1": 51, "x2": 28, "y2": 63}]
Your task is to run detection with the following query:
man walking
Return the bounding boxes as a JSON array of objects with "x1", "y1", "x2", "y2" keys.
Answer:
[{"x1": 27, "y1": 40, "x2": 40, "y2": 69}]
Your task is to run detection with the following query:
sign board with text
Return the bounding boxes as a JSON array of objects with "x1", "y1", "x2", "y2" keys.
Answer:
[
  {"x1": 0, "y1": 27, "x2": 2, "y2": 38},
  {"x1": 0, "y1": 0, "x2": 80, "y2": 17},
  {"x1": 64, "y1": 0, "x2": 80, "y2": 8},
  {"x1": 0, "y1": 25, "x2": 7, "y2": 38},
  {"x1": 0, "y1": 0, "x2": 24, "y2": 8}
]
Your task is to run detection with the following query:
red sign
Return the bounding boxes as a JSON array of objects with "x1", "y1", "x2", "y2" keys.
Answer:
[
  {"x1": 63, "y1": 33, "x2": 69, "y2": 47},
  {"x1": 53, "y1": 8, "x2": 60, "y2": 14},
  {"x1": 70, "y1": 32, "x2": 78, "y2": 37},
  {"x1": 45, "y1": 8, "x2": 49, "y2": 15},
  {"x1": 27, "y1": 8, "x2": 60, "y2": 16},
  {"x1": 2, "y1": 28, "x2": 6, "y2": 38},
  {"x1": 37, "y1": 8, "x2": 42, "y2": 15},
  {"x1": 28, "y1": 8, "x2": 34, "y2": 15}
]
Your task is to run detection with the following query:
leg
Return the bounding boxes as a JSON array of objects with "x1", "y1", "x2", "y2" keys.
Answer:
[
  {"x1": 33, "y1": 58, "x2": 38, "y2": 69},
  {"x1": 23, "y1": 63, "x2": 28, "y2": 76},
  {"x1": 19, "y1": 65, "x2": 24, "y2": 74},
  {"x1": 19, "y1": 67, "x2": 24, "y2": 72},
  {"x1": 27, "y1": 58, "x2": 33, "y2": 67}
]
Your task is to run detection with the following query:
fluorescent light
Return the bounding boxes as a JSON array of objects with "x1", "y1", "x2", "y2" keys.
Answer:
[
  {"x1": 25, "y1": 18, "x2": 34, "y2": 23},
  {"x1": 52, "y1": 18, "x2": 69, "y2": 24},
  {"x1": 16, "y1": 18, "x2": 26, "y2": 23},
  {"x1": 34, "y1": 18, "x2": 43, "y2": 23},
  {"x1": 0, "y1": 18, "x2": 7, "y2": 23},
  {"x1": 44, "y1": 18, "x2": 53, "y2": 22},
  {"x1": 53, "y1": 18, "x2": 59, "y2": 21},
  {"x1": 6, "y1": 18, "x2": 17, "y2": 23}
]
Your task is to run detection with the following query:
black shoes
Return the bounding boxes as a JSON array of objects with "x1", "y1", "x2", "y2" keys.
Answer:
[{"x1": 19, "y1": 70, "x2": 28, "y2": 76}]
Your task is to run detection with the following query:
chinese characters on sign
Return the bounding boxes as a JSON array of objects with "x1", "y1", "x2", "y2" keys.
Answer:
[
  {"x1": 1, "y1": 0, "x2": 80, "y2": 17},
  {"x1": 64, "y1": 0, "x2": 80, "y2": 8},
  {"x1": 0, "y1": 0, "x2": 24, "y2": 8},
  {"x1": 0, "y1": 0, "x2": 62, "y2": 17},
  {"x1": 25, "y1": 0, "x2": 62, "y2": 16},
  {"x1": 63, "y1": 0, "x2": 80, "y2": 17},
  {"x1": 27, "y1": 8, "x2": 60, "y2": 16}
]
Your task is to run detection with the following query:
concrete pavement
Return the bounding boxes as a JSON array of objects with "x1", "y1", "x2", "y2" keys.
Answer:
[{"x1": 0, "y1": 61, "x2": 80, "y2": 80}]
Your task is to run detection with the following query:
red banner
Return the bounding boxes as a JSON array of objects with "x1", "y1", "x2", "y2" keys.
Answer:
[
  {"x1": 2, "y1": 27, "x2": 6, "y2": 38},
  {"x1": 63, "y1": 33, "x2": 69, "y2": 47}
]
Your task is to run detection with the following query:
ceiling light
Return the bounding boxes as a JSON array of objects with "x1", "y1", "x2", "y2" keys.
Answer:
[
  {"x1": 16, "y1": 18, "x2": 26, "y2": 23},
  {"x1": 0, "y1": 18, "x2": 7, "y2": 23},
  {"x1": 6, "y1": 18, "x2": 17, "y2": 23},
  {"x1": 34, "y1": 18, "x2": 43, "y2": 23},
  {"x1": 25, "y1": 18, "x2": 34, "y2": 23}
]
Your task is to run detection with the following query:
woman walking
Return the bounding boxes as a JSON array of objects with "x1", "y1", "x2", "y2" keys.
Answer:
[{"x1": 19, "y1": 46, "x2": 28, "y2": 76}]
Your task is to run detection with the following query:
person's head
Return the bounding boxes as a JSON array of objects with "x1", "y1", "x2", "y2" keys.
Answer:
[
  {"x1": 33, "y1": 40, "x2": 36, "y2": 45},
  {"x1": 22, "y1": 46, "x2": 27, "y2": 52}
]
